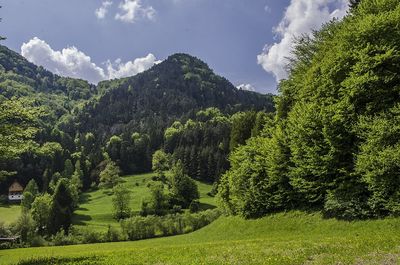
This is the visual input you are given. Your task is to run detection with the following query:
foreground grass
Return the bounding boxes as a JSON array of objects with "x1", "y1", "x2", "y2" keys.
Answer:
[
  {"x1": 73, "y1": 172, "x2": 215, "y2": 230},
  {"x1": 1, "y1": 211, "x2": 400, "y2": 264}
]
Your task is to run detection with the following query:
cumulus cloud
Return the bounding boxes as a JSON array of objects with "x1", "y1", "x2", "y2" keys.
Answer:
[
  {"x1": 115, "y1": 0, "x2": 156, "y2": 23},
  {"x1": 95, "y1": 1, "x2": 113, "y2": 19},
  {"x1": 21, "y1": 37, "x2": 159, "y2": 84},
  {"x1": 257, "y1": 0, "x2": 349, "y2": 82},
  {"x1": 106, "y1": 54, "x2": 161, "y2": 79},
  {"x1": 237, "y1": 84, "x2": 256, "y2": 92}
]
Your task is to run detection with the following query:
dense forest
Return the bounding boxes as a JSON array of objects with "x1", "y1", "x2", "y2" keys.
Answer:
[
  {"x1": 217, "y1": 0, "x2": 400, "y2": 220},
  {"x1": 0, "y1": 46, "x2": 274, "y2": 196}
]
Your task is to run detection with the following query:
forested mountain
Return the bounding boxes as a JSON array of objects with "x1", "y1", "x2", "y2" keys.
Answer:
[
  {"x1": 78, "y1": 53, "x2": 272, "y2": 139},
  {"x1": 218, "y1": 0, "x2": 400, "y2": 219},
  {"x1": 0, "y1": 46, "x2": 274, "y2": 194}
]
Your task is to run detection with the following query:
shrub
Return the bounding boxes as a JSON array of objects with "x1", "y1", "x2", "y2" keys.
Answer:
[
  {"x1": 51, "y1": 230, "x2": 77, "y2": 246},
  {"x1": 121, "y1": 209, "x2": 221, "y2": 241},
  {"x1": 189, "y1": 200, "x2": 200, "y2": 213},
  {"x1": 80, "y1": 229, "x2": 103, "y2": 244}
]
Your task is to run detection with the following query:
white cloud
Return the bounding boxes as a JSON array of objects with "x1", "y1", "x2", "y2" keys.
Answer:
[
  {"x1": 95, "y1": 1, "x2": 113, "y2": 19},
  {"x1": 237, "y1": 84, "x2": 256, "y2": 92},
  {"x1": 21, "y1": 37, "x2": 159, "y2": 84},
  {"x1": 106, "y1": 54, "x2": 161, "y2": 79},
  {"x1": 264, "y1": 5, "x2": 271, "y2": 13},
  {"x1": 257, "y1": 0, "x2": 349, "y2": 82},
  {"x1": 115, "y1": 0, "x2": 156, "y2": 23}
]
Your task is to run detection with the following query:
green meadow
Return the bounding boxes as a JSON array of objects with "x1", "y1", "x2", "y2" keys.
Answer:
[
  {"x1": 0, "y1": 204, "x2": 21, "y2": 224},
  {"x1": 73, "y1": 172, "x2": 216, "y2": 231},
  {"x1": 0, "y1": 172, "x2": 215, "y2": 230},
  {"x1": 1, "y1": 211, "x2": 400, "y2": 265}
]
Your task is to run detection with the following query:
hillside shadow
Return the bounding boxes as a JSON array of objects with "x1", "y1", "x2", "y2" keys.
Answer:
[
  {"x1": 79, "y1": 193, "x2": 91, "y2": 204},
  {"x1": 73, "y1": 212, "x2": 93, "y2": 225},
  {"x1": 199, "y1": 203, "x2": 216, "y2": 211}
]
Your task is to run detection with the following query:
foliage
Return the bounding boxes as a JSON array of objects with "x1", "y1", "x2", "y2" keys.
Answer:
[
  {"x1": 13, "y1": 212, "x2": 35, "y2": 243},
  {"x1": 30, "y1": 194, "x2": 52, "y2": 235},
  {"x1": 141, "y1": 181, "x2": 169, "y2": 216},
  {"x1": 21, "y1": 191, "x2": 34, "y2": 212},
  {"x1": 121, "y1": 209, "x2": 220, "y2": 241},
  {"x1": 99, "y1": 161, "x2": 121, "y2": 188},
  {"x1": 112, "y1": 184, "x2": 132, "y2": 220},
  {"x1": 218, "y1": 0, "x2": 400, "y2": 219},
  {"x1": 24, "y1": 179, "x2": 39, "y2": 197},
  {"x1": 49, "y1": 179, "x2": 74, "y2": 234},
  {"x1": 151, "y1": 150, "x2": 171, "y2": 179},
  {"x1": 168, "y1": 161, "x2": 199, "y2": 208}
]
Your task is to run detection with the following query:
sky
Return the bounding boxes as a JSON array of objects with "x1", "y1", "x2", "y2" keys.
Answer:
[{"x1": 1, "y1": 0, "x2": 349, "y2": 94}]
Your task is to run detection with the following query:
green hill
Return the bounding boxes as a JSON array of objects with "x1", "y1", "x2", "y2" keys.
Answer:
[{"x1": 1, "y1": 211, "x2": 400, "y2": 264}]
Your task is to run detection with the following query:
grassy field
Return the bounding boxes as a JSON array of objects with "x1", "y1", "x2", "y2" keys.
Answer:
[
  {"x1": 0, "y1": 203, "x2": 21, "y2": 224},
  {"x1": 0, "y1": 172, "x2": 215, "y2": 230},
  {"x1": 1, "y1": 211, "x2": 400, "y2": 264},
  {"x1": 73, "y1": 172, "x2": 216, "y2": 230}
]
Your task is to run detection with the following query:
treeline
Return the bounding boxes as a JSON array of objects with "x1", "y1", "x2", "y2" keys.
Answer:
[
  {"x1": 217, "y1": 0, "x2": 400, "y2": 220},
  {"x1": 163, "y1": 108, "x2": 272, "y2": 183}
]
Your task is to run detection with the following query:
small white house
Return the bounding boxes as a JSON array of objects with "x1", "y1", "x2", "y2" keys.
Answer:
[{"x1": 8, "y1": 181, "x2": 24, "y2": 202}]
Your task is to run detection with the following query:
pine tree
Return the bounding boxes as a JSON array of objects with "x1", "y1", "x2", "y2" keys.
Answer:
[
  {"x1": 349, "y1": 0, "x2": 361, "y2": 9},
  {"x1": 25, "y1": 179, "x2": 39, "y2": 197},
  {"x1": 49, "y1": 179, "x2": 74, "y2": 234},
  {"x1": 62, "y1": 159, "x2": 74, "y2": 178}
]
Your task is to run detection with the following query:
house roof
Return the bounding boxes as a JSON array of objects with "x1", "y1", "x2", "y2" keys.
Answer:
[{"x1": 9, "y1": 181, "x2": 23, "y2": 192}]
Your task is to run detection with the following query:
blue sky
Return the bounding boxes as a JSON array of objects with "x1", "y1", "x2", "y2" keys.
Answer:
[{"x1": 1, "y1": 0, "x2": 348, "y2": 94}]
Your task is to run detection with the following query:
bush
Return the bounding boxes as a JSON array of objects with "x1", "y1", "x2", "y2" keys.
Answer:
[
  {"x1": 105, "y1": 225, "x2": 122, "y2": 242},
  {"x1": 189, "y1": 200, "x2": 200, "y2": 213},
  {"x1": 29, "y1": 236, "x2": 48, "y2": 247},
  {"x1": 51, "y1": 230, "x2": 77, "y2": 246},
  {"x1": 121, "y1": 209, "x2": 221, "y2": 241},
  {"x1": 80, "y1": 229, "x2": 104, "y2": 244}
]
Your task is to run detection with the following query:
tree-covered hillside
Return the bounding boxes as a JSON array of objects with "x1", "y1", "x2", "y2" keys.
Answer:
[
  {"x1": 218, "y1": 0, "x2": 400, "y2": 219},
  {"x1": 0, "y1": 46, "x2": 274, "y2": 194},
  {"x1": 71, "y1": 53, "x2": 274, "y2": 178}
]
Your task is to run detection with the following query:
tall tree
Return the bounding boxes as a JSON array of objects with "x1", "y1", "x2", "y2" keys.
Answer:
[
  {"x1": 99, "y1": 160, "x2": 121, "y2": 188},
  {"x1": 169, "y1": 161, "x2": 199, "y2": 208},
  {"x1": 49, "y1": 179, "x2": 74, "y2": 234},
  {"x1": 31, "y1": 194, "x2": 52, "y2": 235},
  {"x1": 112, "y1": 184, "x2": 132, "y2": 220}
]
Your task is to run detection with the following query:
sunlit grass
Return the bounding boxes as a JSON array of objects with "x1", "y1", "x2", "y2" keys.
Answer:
[
  {"x1": 72, "y1": 172, "x2": 216, "y2": 230},
  {"x1": 0, "y1": 204, "x2": 21, "y2": 224},
  {"x1": 1, "y1": 211, "x2": 400, "y2": 264}
]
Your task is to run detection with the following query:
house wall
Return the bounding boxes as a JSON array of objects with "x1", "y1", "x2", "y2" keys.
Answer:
[{"x1": 8, "y1": 193, "x2": 23, "y2": 201}]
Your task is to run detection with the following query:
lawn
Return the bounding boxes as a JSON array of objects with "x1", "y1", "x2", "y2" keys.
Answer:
[
  {"x1": 73, "y1": 172, "x2": 216, "y2": 230},
  {"x1": 1, "y1": 211, "x2": 400, "y2": 264},
  {"x1": 0, "y1": 204, "x2": 21, "y2": 224}
]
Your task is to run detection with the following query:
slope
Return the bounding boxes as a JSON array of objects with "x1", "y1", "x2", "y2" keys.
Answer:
[{"x1": 1, "y1": 211, "x2": 400, "y2": 264}]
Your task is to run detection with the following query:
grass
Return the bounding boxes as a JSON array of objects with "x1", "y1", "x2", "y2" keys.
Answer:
[
  {"x1": 73, "y1": 172, "x2": 216, "y2": 230},
  {"x1": 0, "y1": 203, "x2": 21, "y2": 224},
  {"x1": 1, "y1": 211, "x2": 400, "y2": 264}
]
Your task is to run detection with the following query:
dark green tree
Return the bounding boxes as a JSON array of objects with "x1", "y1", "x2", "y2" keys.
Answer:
[
  {"x1": 49, "y1": 179, "x2": 74, "y2": 234},
  {"x1": 169, "y1": 161, "x2": 199, "y2": 208}
]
